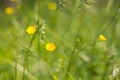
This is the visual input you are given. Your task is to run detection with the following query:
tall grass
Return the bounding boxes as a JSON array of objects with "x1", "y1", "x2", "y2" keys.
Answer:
[{"x1": 0, "y1": 0, "x2": 120, "y2": 80}]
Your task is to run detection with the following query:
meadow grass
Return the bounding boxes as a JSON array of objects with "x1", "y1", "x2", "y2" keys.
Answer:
[{"x1": 0, "y1": 0, "x2": 120, "y2": 80}]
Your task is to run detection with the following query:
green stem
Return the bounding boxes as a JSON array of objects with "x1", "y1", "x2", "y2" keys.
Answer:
[
  {"x1": 23, "y1": 50, "x2": 29, "y2": 80},
  {"x1": 22, "y1": 23, "x2": 42, "y2": 80},
  {"x1": 37, "y1": 0, "x2": 41, "y2": 80},
  {"x1": 3, "y1": 72, "x2": 6, "y2": 80},
  {"x1": 101, "y1": 2, "x2": 120, "y2": 34},
  {"x1": 37, "y1": 0, "x2": 41, "y2": 53},
  {"x1": 15, "y1": 60, "x2": 17, "y2": 80},
  {"x1": 64, "y1": 40, "x2": 79, "y2": 80},
  {"x1": 57, "y1": 9, "x2": 79, "y2": 50},
  {"x1": 62, "y1": 65, "x2": 74, "y2": 80}
]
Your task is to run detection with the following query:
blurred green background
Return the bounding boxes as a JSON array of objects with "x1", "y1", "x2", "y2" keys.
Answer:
[{"x1": 0, "y1": 0, "x2": 120, "y2": 80}]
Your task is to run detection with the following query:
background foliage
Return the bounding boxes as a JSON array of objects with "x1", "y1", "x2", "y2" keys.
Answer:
[{"x1": 0, "y1": 0, "x2": 120, "y2": 80}]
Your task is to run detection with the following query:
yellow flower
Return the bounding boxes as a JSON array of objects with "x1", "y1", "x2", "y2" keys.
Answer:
[
  {"x1": 48, "y1": 2, "x2": 56, "y2": 10},
  {"x1": 5, "y1": 7, "x2": 14, "y2": 15},
  {"x1": 46, "y1": 43, "x2": 56, "y2": 51},
  {"x1": 26, "y1": 26, "x2": 37, "y2": 35},
  {"x1": 52, "y1": 75, "x2": 58, "y2": 80},
  {"x1": 99, "y1": 35, "x2": 106, "y2": 41},
  {"x1": 10, "y1": 0, "x2": 15, "y2": 1}
]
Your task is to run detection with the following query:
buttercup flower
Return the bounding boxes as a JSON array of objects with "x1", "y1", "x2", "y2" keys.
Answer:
[
  {"x1": 5, "y1": 7, "x2": 14, "y2": 15},
  {"x1": 52, "y1": 75, "x2": 58, "y2": 80},
  {"x1": 99, "y1": 35, "x2": 106, "y2": 41},
  {"x1": 26, "y1": 26, "x2": 37, "y2": 35},
  {"x1": 46, "y1": 43, "x2": 56, "y2": 51},
  {"x1": 48, "y1": 2, "x2": 56, "y2": 10},
  {"x1": 10, "y1": 0, "x2": 15, "y2": 1}
]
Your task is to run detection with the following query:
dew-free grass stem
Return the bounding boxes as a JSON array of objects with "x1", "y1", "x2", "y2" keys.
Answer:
[
  {"x1": 62, "y1": 65, "x2": 74, "y2": 80},
  {"x1": 23, "y1": 51, "x2": 29, "y2": 80},
  {"x1": 57, "y1": 9, "x2": 80, "y2": 50},
  {"x1": 23, "y1": 24, "x2": 42, "y2": 80},
  {"x1": 3, "y1": 72, "x2": 6, "y2": 80},
  {"x1": 37, "y1": 1, "x2": 41, "y2": 80},
  {"x1": 23, "y1": 31, "x2": 38, "y2": 80},
  {"x1": 101, "y1": 2, "x2": 120, "y2": 34},
  {"x1": 15, "y1": 60, "x2": 17, "y2": 80},
  {"x1": 64, "y1": 40, "x2": 79, "y2": 80}
]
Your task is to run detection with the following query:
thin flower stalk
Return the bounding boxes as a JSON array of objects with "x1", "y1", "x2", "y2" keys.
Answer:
[
  {"x1": 23, "y1": 24, "x2": 42, "y2": 80},
  {"x1": 37, "y1": 1, "x2": 41, "y2": 79},
  {"x1": 64, "y1": 39, "x2": 79, "y2": 80},
  {"x1": 14, "y1": 60, "x2": 17, "y2": 80},
  {"x1": 56, "y1": 9, "x2": 80, "y2": 53}
]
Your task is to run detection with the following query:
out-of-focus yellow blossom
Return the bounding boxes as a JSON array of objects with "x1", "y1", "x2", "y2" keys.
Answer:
[
  {"x1": 52, "y1": 75, "x2": 58, "y2": 80},
  {"x1": 10, "y1": 0, "x2": 15, "y2": 1},
  {"x1": 48, "y1": 2, "x2": 56, "y2": 10},
  {"x1": 26, "y1": 26, "x2": 37, "y2": 35},
  {"x1": 5, "y1": 7, "x2": 14, "y2": 15},
  {"x1": 46, "y1": 43, "x2": 56, "y2": 51},
  {"x1": 99, "y1": 35, "x2": 106, "y2": 41}
]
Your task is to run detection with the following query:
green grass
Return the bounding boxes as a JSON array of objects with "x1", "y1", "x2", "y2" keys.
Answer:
[{"x1": 0, "y1": 0, "x2": 120, "y2": 80}]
